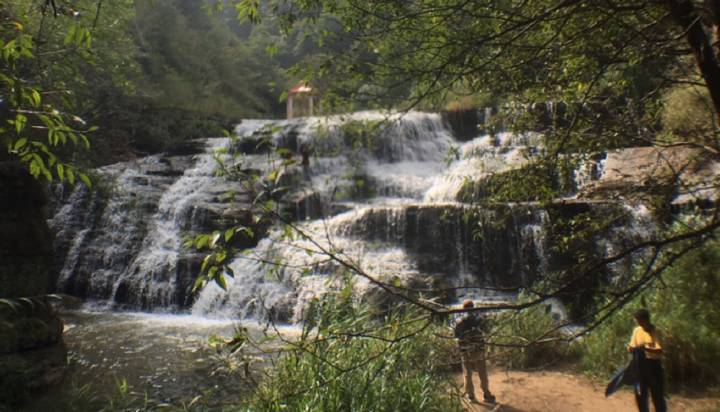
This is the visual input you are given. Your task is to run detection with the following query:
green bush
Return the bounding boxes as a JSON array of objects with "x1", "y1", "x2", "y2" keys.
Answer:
[
  {"x1": 458, "y1": 159, "x2": 577, "y2": 203},
  {"x1": 579, "y1": 240, "x2": 720, "y2": 388},
  {"x1": 245, "y1": 286, "x2": 462, "y2": 412}
]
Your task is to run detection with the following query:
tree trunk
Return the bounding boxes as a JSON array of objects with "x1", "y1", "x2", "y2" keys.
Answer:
[
  {"x1": 666, "y1": 0, "x2": 720, "y2": 123},
  {"x1": 706, "y1": 0, "x2": 720, "y2": 60}
]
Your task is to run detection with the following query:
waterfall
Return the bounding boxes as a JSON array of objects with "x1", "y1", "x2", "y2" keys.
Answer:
[
  {"x1": 52, "y1": 120, "x2": 272, "y2": 310},
  {"x1": 116, "y1": 138, "x2": 231, "y2": 309},
  {"x1": 424, "y1": 132, "x2": 542, "y2": 202},
  {"x1": 52, "y1": 110, "x2": 654, "y2": 320}
]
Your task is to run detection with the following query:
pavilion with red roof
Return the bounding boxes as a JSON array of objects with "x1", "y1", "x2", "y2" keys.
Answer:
[{"x1": 287, "y1": 82, "x2": 315, "y2": 119}]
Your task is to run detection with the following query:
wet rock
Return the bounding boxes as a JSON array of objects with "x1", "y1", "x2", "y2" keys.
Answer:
[
  {"x1": 0, "y1": 296, "x2": 67, "y2": 408},
  {"x1": 0, "y1": 161, "x2": 55, "y2": 298},
  {"x1": 442, "y1": 109, "x2": 479, "y2": 141},
  {"x1": 337, "y1": 203, "x2": 545, "y2": 289},
  {"x1": 0, "y1": 341, "x2": 67, "y2": 407},
  {"x1": 0, "y1": 297, "x2": 63, "y2": 353},
  {"x1": 51, "y1": 139, "x2": 270, "y2": 310},
  {"x1": 48, "y1": 293, "x2": 84, "y2": 311},
  {"x1": 281, "y1": 189, "x2": 326, "y2": 221},
  {"x1": 578, "y1": 146, "x2": 720, "y2": 208},
  {"x1": 164, "y1": 139, "x2": 206, "y2": 156}
]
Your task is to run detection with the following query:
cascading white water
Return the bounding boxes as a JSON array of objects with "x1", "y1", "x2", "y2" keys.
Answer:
[
  {"x1": 53, "y1": 109, "x2": 650, "y2": 321},
  {"x1": 190, "y1": 110, "x2": 460, "y2": 319},
  {"x1": 190, "y1": 221, "x2": 424, "y2": 321},
  {"x1": 52, "y1": 121, "x2": 273, "y2": 309},
  {"x1": 424, "y1": 132, "x2": 542, "y2": 202},
  {"x1": 118, "y1": 138, "x2": 232, "y2": 307},
  {"x1": 53, "y1": 155, "x2": 175, "y2": 302}
]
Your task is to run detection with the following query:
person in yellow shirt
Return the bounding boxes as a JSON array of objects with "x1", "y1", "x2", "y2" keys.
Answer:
[{"x1": 627, "y1": 308, "x2": 666, "y2": 412}]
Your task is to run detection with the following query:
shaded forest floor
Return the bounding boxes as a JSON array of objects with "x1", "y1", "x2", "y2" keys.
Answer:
[{"x1": 456, "y1": 369, "x2": 720, "y2": 412}]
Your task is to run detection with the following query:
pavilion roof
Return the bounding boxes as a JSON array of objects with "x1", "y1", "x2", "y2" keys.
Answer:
[{"x1": 289, "y1": 83, "x2": 312, "y2": 94}]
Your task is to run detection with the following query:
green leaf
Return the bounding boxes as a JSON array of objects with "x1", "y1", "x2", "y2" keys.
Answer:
[
  {"x1": 200, "y1": 254, "x2": 211, "y2": 273},
  {"x1": 56, "y1": 131, "x2": 67, "y2": 145},
  {"x1": 216, "y1": 249, "x2": 227, "y2": 264},
  {"x1": 241, "y1": 227, "x2": 254, "y2": 238},
  {"x1": 14, "y1": 114, "x2": 26, "y2": 134},
  {"x1": 214, "y1": 273, "x2": 227, "y2": 290},
  {"x1": 197, "y1": 235, "x2": 208, "y2": 250},
  {"x1": 235, "y1": 0, "x2": 262, "y2": 23},
  {"x1": 56, "y1": 164, "x2": 64, "y2": 181},
  {"x1": 41, "y1": 164, "x2": 52, "y2": 181},
  {"x1": 64, "y1": 24, "x2": 77, "y2": 46},
  {"x1": 29, "y1": 89, "x2": 40, "y2": 107},
  {"x1": 266, "y1": 43, "x2": 278, "y2": 57},
  {"x1": 0, "y1": 298, "x2": 21, "y2": 312},
  {"x1": 209, "y1": 232, "x2": 221, "y2": 248},
  {"x1": 3, "y1": 39, "x2": 17, "y2": 60},
  {"x1": 37, "y1": 114, "x2": 54, "y2": 128},
  {"x1": 224, "y1": 228, "x2": 235, "y2": 242},
  {"x1": 79, "y1": 134, "x2": 90, "y2": 149},
  {"x1": 192, "y1": 276, "x2": 206, "y2": 292},
  {"x1": 66, "y1": 167, "x2": 75, "y2": 185},
  {"x1": 79, "y1": 173, "x2": 91, "y2": 188},
  {"x1": 13, "y1": 138, "x2": 27, "y2": 151}
]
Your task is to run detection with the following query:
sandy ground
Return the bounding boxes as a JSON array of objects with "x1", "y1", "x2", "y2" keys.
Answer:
[{"x1": 456, "y1": 369, "x2": 720, "y2": 412}]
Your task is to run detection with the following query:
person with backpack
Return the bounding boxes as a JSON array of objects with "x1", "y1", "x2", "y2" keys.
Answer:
[{"x1": 454, "y1": 299, "x2": 496, "y2": 404}]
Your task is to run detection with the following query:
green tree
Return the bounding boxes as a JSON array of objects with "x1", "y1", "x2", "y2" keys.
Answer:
[
  {"x1": 1, "y1": 0, "x2": 101, "y2": 184},
  {"x1": 202, "y1": 0, "x2": 720, "y2": 350},
  {"x1": 133, "y1": 0, "x2": 286, "y2": 119},
  {"x1": 155, "y1": 3, "x2": 720, "y2": 406}
]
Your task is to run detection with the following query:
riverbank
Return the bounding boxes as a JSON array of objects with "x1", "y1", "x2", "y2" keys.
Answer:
[{"x1": 457, "y1": 369, "x2": 720, "y2": 412}]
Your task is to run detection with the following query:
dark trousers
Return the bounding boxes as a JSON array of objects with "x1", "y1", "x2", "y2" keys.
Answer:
[{"x1": 635, "y1": 359, "x2": 666, "y2": 412}]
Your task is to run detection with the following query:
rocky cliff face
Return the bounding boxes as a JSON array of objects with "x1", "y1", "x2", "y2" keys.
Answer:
[
  {"x1": 578, "y1": 146, "x2": 720, "y2": 209},
  {"x1": 0, "y1": 161, "x2": 55, "y2": 298},
  {"x1": 0, "y1": 161, "x2": 67, "y2": 408}
]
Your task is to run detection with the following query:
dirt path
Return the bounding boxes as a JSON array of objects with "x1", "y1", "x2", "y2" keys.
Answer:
[{"x1": 456, "y1": 369, "x2": 720, "y2": 412}]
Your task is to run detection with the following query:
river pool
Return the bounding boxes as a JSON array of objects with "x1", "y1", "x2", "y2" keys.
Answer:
[{"x1": 22, "y1": 308, "x2": 293, "y2": 411}]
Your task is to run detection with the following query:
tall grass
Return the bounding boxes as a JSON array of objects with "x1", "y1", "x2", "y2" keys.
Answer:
[{"x1": 245, "y1": 286, "x2": 462, "y2": 412}]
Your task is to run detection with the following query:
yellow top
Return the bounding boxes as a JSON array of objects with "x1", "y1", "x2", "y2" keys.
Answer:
[{"x1": 628, "y1": 326, "x2": 663, "y2": 360}]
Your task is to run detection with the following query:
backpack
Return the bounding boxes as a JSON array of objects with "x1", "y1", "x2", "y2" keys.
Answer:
[{"x1": 454, "y1": 313, "x2": 486, "y2": 341}]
